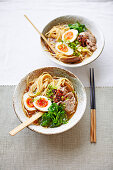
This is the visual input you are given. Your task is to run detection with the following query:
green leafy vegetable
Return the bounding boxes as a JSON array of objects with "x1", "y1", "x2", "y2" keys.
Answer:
[
  {"x1": 68, "y1": 22, "x2": 87, "y2": 33},
  {"x1": 72, "y1": 90, "x2": 75, "y2": 94},
  {"x1": 73, "y1": 51, "x2": 80, "y2": 56},
  {"x1": 68, "y1": 40, "x2": 80, "y2": 56},
  {"x1": 36, "y1": 92, "x2": 40, "y2": 96},
  {"x1": 58, "y1": 39, "x2": 64, "y2": 43},
  {"x1": 46, "y1": 85, "x2": 56, "y2": 98},
  {"x1": 39, "y1": 103, "x2": 68, "y2": 128},
  {"x1": 68, "y1": 40, "x2": 79, "y2": 50}
]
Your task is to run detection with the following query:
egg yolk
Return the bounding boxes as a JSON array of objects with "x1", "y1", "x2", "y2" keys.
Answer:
[
  {"x1": 58, "y1": 44, "x2": 68, "y2": 52},
  {"x1": 26, "y1": 98, "x2": 34, "y2": 108},
  {"x1": 64, "y1": 31, "x2": 73, "y2": 40},
  {"x1": 36, "y1": 98, "x2": 48, "y2": 108}
]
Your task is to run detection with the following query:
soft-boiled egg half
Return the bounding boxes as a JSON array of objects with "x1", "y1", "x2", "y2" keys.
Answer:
[
  {"x1": 55, "y1": 42, "x2": 73, "y2": 55},
  {"x1": 33, "y1": 96, "x2": 51, "y2": 112},
  {"x1": 23, "y1": 93, "x2": 36, "y2": 111},
  {"x1": 62, "y1": 29, "x2": 78, "y2": 43}
]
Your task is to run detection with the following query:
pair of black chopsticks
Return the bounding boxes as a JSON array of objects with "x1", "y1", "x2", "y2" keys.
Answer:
[{"x1": 90, "y1": 68, "x2": 96, "y2": 143}]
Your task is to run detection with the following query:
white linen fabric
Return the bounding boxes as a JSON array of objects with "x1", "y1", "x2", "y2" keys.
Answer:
[{"x1": 0, "y1": 0, "x2": 113, "y2": 86}]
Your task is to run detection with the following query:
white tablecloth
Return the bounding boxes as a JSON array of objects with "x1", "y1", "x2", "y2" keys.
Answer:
[{"x1": 0, "y1": 0, "x2": 113, "y2": 87}]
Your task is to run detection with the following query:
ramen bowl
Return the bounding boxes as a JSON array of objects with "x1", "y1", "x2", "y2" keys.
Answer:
[
  {"x1": 13, "y1": 67, "x2": 87, "y2": 135},
  {"x1": 41, "y1": 15, "x2": 104, "y2": 67}
]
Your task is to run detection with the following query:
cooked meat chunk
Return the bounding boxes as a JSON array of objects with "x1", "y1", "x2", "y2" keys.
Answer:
[
  {"x1": 53, "y1": 89, "x2": 63, "y2": 103},
  {"x1": 62, "y1": 92, "x2": 77, "y2": 114},
  {"x1": 53, "y1": 87, "x2": 68, "y2": 104},
  {"x1": 63, "y1": 99, "x2": 75, "y2": 114},
  {"x1": 53, "y1": 89, "x2": 77, "y2": 114},
  {"x1": 63, "y1": 91, "x2": 75, "y2": 100},
  {"x1": 59, "y1": 86, "x2": 68, "y2": 96},
  {"x1": 77, "y1": 30, "x2": 97, "y2": 52},
  {"x1": 60, "y1": 56, "x2": 81, "y2": 64},
  {"x1": 77, "y1": 33, "x2": 88, "y2": 47}
]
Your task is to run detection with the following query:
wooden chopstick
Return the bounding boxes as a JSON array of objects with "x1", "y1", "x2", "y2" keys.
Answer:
[
  {"x1": 9, "y1": 112, "x2": 43, "y2": 136},
  {"x1": 90, "y1": 68, "x2": 96, "y2": 143},
  {"x1": 24, "y1": 15, "x2": 58, "y2": 55}
]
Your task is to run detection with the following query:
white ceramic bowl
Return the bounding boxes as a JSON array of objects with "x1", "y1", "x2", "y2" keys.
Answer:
[
  {"x1": 41, "y1": 15, "x2": 104, "y2": 67},
  {"x1": 13, "y1": 67, "x2": 87, "y2": 135}
]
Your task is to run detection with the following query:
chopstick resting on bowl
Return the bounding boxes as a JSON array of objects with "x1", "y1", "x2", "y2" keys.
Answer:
[
  {"x1": 90, "y1": 68, "x2": 96, "y2": 143},
  {"x1": 24, "y1": 15, "x2": 62, "y2": 58},
  {"x1": 9, "y1": 112, "x2": 43, "y2": 136},
  {"x1": 24, "y1": 15, "x2": 80, "y2": 62}
]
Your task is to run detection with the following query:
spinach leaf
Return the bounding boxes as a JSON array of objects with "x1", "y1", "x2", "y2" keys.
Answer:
[
  {"x1": 68, "y1": 22, "x2": 87, "y2": 33},
  {"x1": 39, "y1": 103, "x2": 68, "y2": 128}
]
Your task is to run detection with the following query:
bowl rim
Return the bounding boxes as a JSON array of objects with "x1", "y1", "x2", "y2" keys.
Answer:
[
  {"x1": 40, "y1": 15, "x2": 105, "y2": 68},
  {"x1": 13, "y1": 67, "x2": 87, "y2": 135}
]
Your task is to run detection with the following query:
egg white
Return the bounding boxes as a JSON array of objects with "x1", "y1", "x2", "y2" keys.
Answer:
[
  {"x1": 23, "y1": 93, "x2": 36, "y2": 111},
  {"x1": 33, "y1": 96, "x2": 51, "y2": 112},
  {"x1": 62, "y1": 29, "x2": 78, "y2": 43},
  {"x1": 55, "y1": 42, "x2": 73, "y2": 55}
]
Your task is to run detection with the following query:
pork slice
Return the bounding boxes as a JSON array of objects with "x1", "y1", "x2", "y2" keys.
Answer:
[
  {"x1": 54, "y1": 90, "x2": 77, "y2": 114},
  {"x1": 64, "y1": 92, "x2": 75, "y2": 100},
  {"x1": 59, "y1": 86, "x2": 68, "y2": 96},
  {"x1": 63, "y1": 99, "x2": 75, "y2": 114},
  {"x1": 78, "y1": 30, "x2": 97, "y2": 52},
  {"x1": 62, "y1": 92, "x2": 77, "y2": 114}
]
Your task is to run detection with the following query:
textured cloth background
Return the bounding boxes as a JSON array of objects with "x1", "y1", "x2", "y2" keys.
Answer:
[
  {"x1": 0, "y1": 0, "x2": 113, "y2": 86},
  {"x1": 0, "y1": 86, "x2": 113, "y2": 170}
]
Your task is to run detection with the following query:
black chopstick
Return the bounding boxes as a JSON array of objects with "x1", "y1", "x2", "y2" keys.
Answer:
[
  {"x1": 90, "y1": 68, "x2": 96, "y2": 143},
  {"x1": 92, "y1": 68, "x2": 96, "y2": 109}
]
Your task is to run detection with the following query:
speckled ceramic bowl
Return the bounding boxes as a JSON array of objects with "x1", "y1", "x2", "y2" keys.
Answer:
[
  {"x1": 41, "y1": 15, "x2": 104, "y2": 67},
  {"x1": 13, "y1": 67, "x2": 87, "y2": 135}
]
